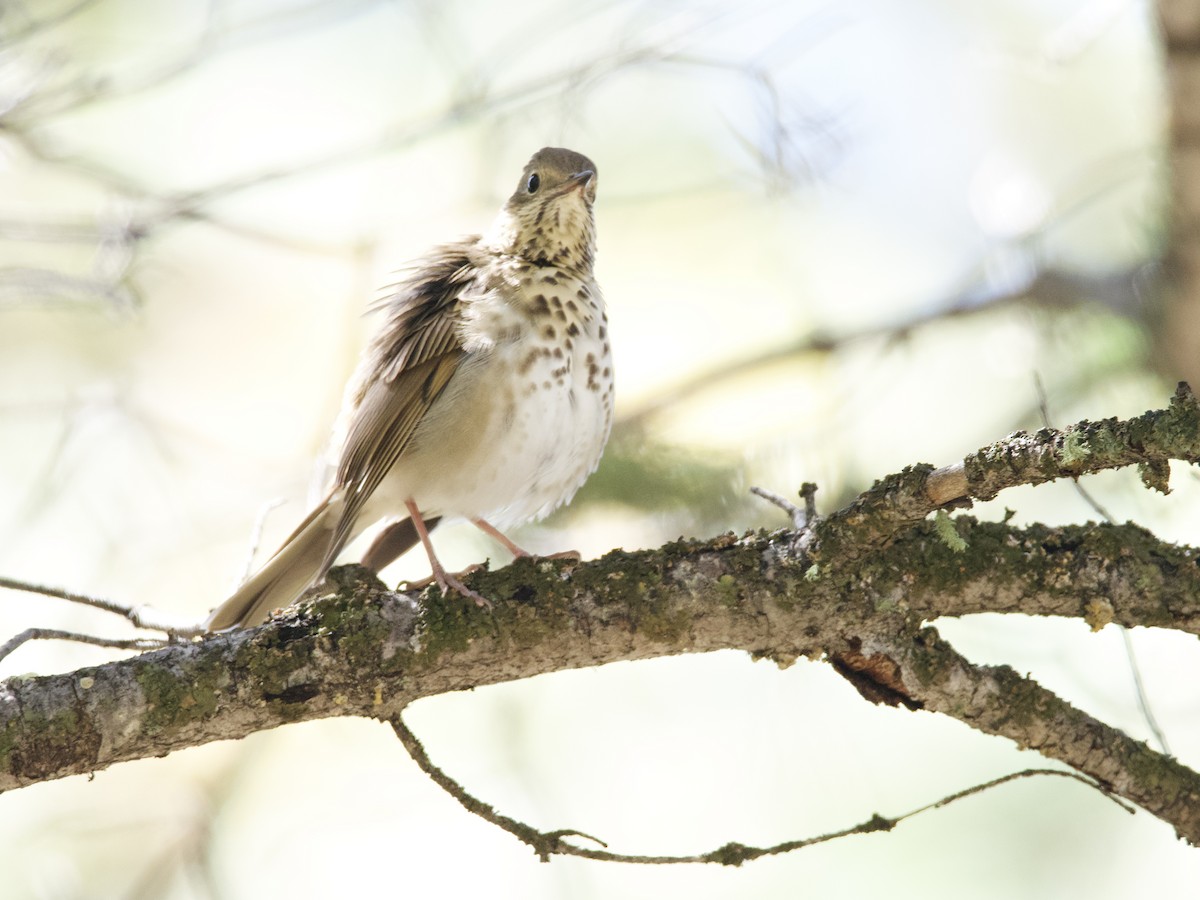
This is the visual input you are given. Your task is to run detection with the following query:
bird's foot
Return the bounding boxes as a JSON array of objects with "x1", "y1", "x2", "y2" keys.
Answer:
[
  {"x1": 523, "y1": 549, "x2": 582, "y2": 562},
  {"x1": 438, "y1": 569, "x2": 493, "y2": 609},
  {"x1": 404, "y1": 563, "x2": 490, "y2": 608},
  {"x1": 403, "y1": 562, "x2": 483, "y2": 591}
]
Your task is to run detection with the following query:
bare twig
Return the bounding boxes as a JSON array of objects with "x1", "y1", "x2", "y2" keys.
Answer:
[
  {"x1": 2, "y1": 0, "x2": 101, "y2": 43},
  {"x1": 750, "y1": 485, "x2": 809, "y2": 530},
  {"x1": 1033, "y1": 372, "x2": 1115, "y2": 521},
  {"x1": 390, "y1": 714, "x2": 605, "y2": 862},
  {"x1": 1118, "y1": 625, "x2": 1172, "y2": 756},
  {"x1": 238, "y1": 498, "x2": 288, "y2": 585},
  {"x1": 392, "y1": 711, "x2": 1126, "y2": 865},
  {"x1": 0, "y1": 628, "x2": 166, "y2": 665},
  {"x1": 798, "y1": 482, "x2": 818, "y2": 521},
  {"x1": 0, "y1": 576, "x2": 204, "y2": 636}
]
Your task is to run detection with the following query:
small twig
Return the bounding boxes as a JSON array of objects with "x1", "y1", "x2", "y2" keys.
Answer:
[
  {"x1": 615, "y1": 300, "x2": 1015, "y2": 430},
  {"x1": 1034, "y1": 372, "x2": 1115, "y2": 521},
  {"x1": 391, "y1": 713, "x2": 604, "y2": 862},
  {"x1": 0, "y1": 628, "x2": 167, "y2": 665},
  {"x1": 0, "y1": 576, "x2": 204, "y2": 636},
  {"x1": 1118, "y1": 626, "x2": 1172, "y2": 756},
  {"x1": 239, "y1": 497, "x2": 287, "y2": 584},
  {"x1": 391, "y1": 712, "x2": 1125, "y2": 865},
  {"x1": 750, "y1": 485, "x2": 814, "y2": 530},
  {"x1": 798, "y1": 482, "x2": 818, "y2": 521}
]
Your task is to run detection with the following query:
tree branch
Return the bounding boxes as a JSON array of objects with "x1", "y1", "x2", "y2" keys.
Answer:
[
  {"x1": 870, "y1": 626, "x2": 1200, "y2": 843},
  {"x1": 3, "y1": 389, "x2": 1200, "y2": 848}
]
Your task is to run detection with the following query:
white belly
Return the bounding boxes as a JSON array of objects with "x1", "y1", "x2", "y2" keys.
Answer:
[{"x1": 363, "y1": 288, "x2": 613, "y2": 528}]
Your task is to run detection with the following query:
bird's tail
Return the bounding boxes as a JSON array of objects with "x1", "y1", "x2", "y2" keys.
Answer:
[{"x1": 205, "y1": 493, "x2": 344, "y2": 631}]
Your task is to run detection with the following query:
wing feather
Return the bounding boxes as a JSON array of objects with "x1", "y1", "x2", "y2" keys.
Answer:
[{"x1": 322, "y1": 239, "x2": 482, "y2": 564}]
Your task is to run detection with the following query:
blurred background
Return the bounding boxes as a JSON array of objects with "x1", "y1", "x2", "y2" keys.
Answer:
[{"x1": 2, "y1": 0, "x2": 1199, "y2": 896}]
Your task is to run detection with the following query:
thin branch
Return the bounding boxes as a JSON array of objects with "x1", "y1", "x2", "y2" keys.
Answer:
[
  {"x1": 237, "y1": 498, "x2": 287, "y2": 585},
  {"x1": 390, "y1": 714, "x2": 605, "y2": 862},
  {"x1": 2, "y1": 0, "x2": 101, "y2": 43},
  {"x1": 393, "y1": 711, "x2": 1127, "y2": 865},
  {"x1": 1033, "y1": 371, "x2": 1115, "y2": 521},
  {"x1": 877, "y1": 625, "x2": 1199, "y2": 840},
  {"x1": 750, "y1": 485, "x2": 809, "y2": 530},
  {"x1": 615, "y1": 265, "x2": 1134, "y2": 433},
  {"x1": 0, "y1": 576, "x2": 204, "y2": 636},
  {"x1": 614, "y1": 311, "x2": 945, "y2": 429},
  {"x1": 4, "y1": 0, "x2": 381, "y2": 122},
  {"x1": 0, "y1": 628, "x2": 166, "y2": 665},
  {"x1": 2, "y1": 24, "x2": 703, "y2": 252},
  {"x1": 1118, "y1": 625, "x2": 1172, "y2": 756},
  {"x1": 811, "y1": 382, "x2": 1200, "y2": 568}
]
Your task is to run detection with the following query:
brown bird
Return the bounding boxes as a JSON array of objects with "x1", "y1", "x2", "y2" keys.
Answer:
[{"x1": 205, "y1": 147, "x2": 612, "y2": 630}]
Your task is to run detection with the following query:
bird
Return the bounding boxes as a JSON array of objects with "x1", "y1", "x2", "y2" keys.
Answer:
[{"x1": 204, "y1": 147, "x2": 612, "y2": 630}]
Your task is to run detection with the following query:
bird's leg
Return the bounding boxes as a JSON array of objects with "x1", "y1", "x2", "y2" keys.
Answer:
[
  {"x1": 404, "y1": 499, "x2": 492, "y2": 608},
  {"x1": 361, "y1": 516, "x2": 442, "y2": 573},
  {"x1": 470, "y1": 518, "x2": 582, "y2": 562}
]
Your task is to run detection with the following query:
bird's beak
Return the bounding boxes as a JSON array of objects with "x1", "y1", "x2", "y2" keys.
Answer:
[{"x1": 556, "y1": 170, "x2": 597, "y2": 204}]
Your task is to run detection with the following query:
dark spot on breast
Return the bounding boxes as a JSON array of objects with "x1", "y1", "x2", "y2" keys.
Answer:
[
  {"x1": 541, "y1": 274, "x2": 559, "y2": 285},
  {"x1": 598, "y1": 325, "x2": 606, "y2": 339},
  {"x1": 551, "y1": 295, "x2": 562, "y2": 308},
  {"x1": 566, "y1": 322, "x2": 580, "y2": 337},
  {"x1": 542, "y1": 324, "x2": 557, "y2": 339},
  {"x1": 531, "y1": 294, "x2": 550, "y2": 315},
  {"x1": 576, "y1": 288, "x2": 589, "y2": 301},
  {"x1": 518, "y1": 349, "x2": 540, "y2": 375},
  {"x1": 552, "y1": 347, "x2": 563, "y2": 358},
  {"x1": 554, "y1": 309, "x2": 566, "y2": 321},
  {"x1": 586, "y1": 355, "x2": 602, "y2": 391},
  {"x1": 565, "y1": 299, "x2": 578, "y2": 313}
]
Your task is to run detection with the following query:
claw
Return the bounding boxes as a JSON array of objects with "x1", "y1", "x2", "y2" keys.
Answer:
[
  {"x1": 405, "y1": 499, "x2": 492, "y2": 607},
  {"x1": 403, "y1": 563, "x2": 484, "y2": 593},
  {"x1": 433, "y1": 567, "x2": 492, "y2": 609}
]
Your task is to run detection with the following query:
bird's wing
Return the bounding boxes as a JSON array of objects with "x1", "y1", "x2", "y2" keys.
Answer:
[{"x1": 325, "y1": 239, "x2": 481, "y2": 564}]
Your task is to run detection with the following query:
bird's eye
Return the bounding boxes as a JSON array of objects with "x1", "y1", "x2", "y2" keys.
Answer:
[{"x1": 526, "y1": 173, "x2": 540, "y2": 194}]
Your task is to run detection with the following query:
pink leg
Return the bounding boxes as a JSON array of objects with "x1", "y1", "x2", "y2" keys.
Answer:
[
  {"x1": 406, "y1": 499, "x2": 491, "y2": 608},
  {"x1": 470, "y1": 518, "x2": 582, "y2": 562}
]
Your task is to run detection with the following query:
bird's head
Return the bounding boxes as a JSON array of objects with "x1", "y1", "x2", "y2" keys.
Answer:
[{"x1": 484, "y1": 147, "x2": 598, "y2": 273}]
